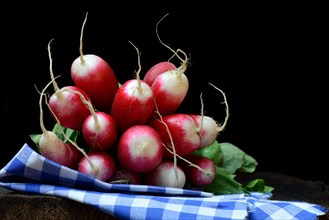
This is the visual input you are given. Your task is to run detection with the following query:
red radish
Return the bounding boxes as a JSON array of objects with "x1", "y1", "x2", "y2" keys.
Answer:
[
  {"x1": 69, "y1": 92, "x2": 118, "y2": 150},
  {"x1": 71, "y1": 12, "x2": 119, "y2": 112},
  {"x1": 180, "y1": 154, "x2": 216, "y2": 186},
  {"x1": 143, "y1": 160, "x2": 186, "y2": 188},
  {"x1": 110, "y1": 42, "x2": 155, "y2": 133},
  {"x1": 148, "y1": 113, "x2": 201, "y2": 158},
  {"x1": 116, "y1": 125, "x2": 163, "y2": 173},
  {"x1": 192, "y1": 83, "x2": 230, "y2": 148},
  {"x1": 47, "y1": 39, "x2": 91, "y2": 131},
  {"x1": 82, "y1": 111, "x2": 117, "y2": 150},
  {"x1": 78, "y1": 150, "x2": 116, "y2": 182},
  {"x1": 109, "y1": 166, "x2": 141, "y2": 184},
  {"x1": 191, "y1": 115, "x2": 221, "y2": 148},
  {"x1": 38, "y1": 78, "x2": 82, "y2": 169},
  {"x1": 147, "y1": 14, "x2": 190, "y2": 120},
  {"x1": 143, "y1": 61, "x2": 176, "y2": 86}
]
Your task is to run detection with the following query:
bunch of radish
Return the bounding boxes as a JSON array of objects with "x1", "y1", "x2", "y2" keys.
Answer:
[{"x1": 31, "y1": 13, "x2": 231, "y2": 191}]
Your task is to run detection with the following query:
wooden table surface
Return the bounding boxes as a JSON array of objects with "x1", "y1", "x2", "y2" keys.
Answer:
[{"x1": 1, "y1": 171, "x2": 328, "y2": 220}]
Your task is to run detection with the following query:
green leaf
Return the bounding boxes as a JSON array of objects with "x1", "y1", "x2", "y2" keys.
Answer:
[
  {"x1": 203, "y1": 166, "x2": 245, "y2": 195},
  {"x1": 29, "y1": 123, "x2": 81, "y2": 152},
  {"x1": 29, "y1": 134, "x2": 41, "y2": 152},
  {"x1": 243, "y1": 178, "x2": 274, "y2": 193},
  {"x1": 219, "y1": 142, "x2": 258, "y2": 174},
  {"x1": 193, "y1": 140, "x2": 223, "y2": 165},
  {"x1": 238, "y1": 154, "x2": 258, "y2": 173},
  {"x1": 52, "y1": 123, "x2": 79, "y2": 143}
]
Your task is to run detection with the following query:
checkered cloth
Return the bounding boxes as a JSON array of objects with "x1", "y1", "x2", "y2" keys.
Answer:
[{"x1": 0, "y1": 144, "x2": 327, "y2": 219}]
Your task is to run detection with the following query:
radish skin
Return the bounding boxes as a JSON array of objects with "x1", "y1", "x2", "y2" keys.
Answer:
[
  {"x1": 143, "y1": 61, "x2": 176, "y2": 86},
  {"x1": 191, "y1": 115, "x2": 220, "y2": 148},
  {"x1": 78, "y1": 150, "x2": 116, "y2": 182},
  {"x1": 147, "y1": 14, "x2": 190, "y2": 119},
  {"x1": 47, "y1": 39, "x2": 91, "y2": 131},
  {"x1": 110, "y1": 42, "x2": 155, "y2": 133},
  {"x1": 71, "y1": 54, "x2": 119, "y2": 112},
  {"x1": 150, "y1": 70, "x2": 189, "y2": 117},
  {"x1": 149, "y1": 113, "x2": 201, "y2": 158},
  {"x1": 64, "y1": 89, "x2": 119, "y2": 150},
  {"x1": 117, "y1": 125, "x2": 163, "y2": 173},
  {"x1": 82, "y1": 111, "x2": 117, "y2": 150},
  {"x1": 38, "y1": 79, "x2": 82, "y2": 169},
  {"x1": 192, "y1": 83, "x2": 230, "y2": 148},
  {"x1": 143, "y1": 160, "x2": 186, "y2": 188},
  {"x1": 71, "y1": 12, "x2": 119, "y2": 112},
  {"x1": 180, "y1": 154, "x2": 216, "y2": 186}
]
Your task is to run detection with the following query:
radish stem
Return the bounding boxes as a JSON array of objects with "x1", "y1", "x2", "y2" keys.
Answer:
[
  {"x1": 79, "y1": 12, "x2": 88, "y2": 64},
  {"x1": 209, "y1": 82, "x2": 229, "y2": 132},
  {"x1": 47, "y1": 39, "x2": 61, "y2": 93},
  {"x1": 38, "y1": 77, "x2": 60, "y2": 136},
  {"x1": 155, "y1": 13, "x2": 189, "y2": 77},
  {"x1": 154, "y1": 101, "x2": 178, "y2": 178},
  {"x1": 128, "y1": 41, "x2": 142, "y2": 92},
  {"x1": 59, "y1": 88, "x2": 99, "y2": 129},
  {"x1": 46, "y1": 96, "x2": 98, "y2": 174},
  {"x1": 162, "y1": 144, "x2": 212, "y2": 176},
  {"x1": 195, "y1": 92, "x2": 205, "y2": 134}
]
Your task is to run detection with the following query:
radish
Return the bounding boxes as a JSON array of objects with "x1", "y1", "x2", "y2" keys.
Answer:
[
  {"x1": 71, "y1": 12, "x2": 119, "y2": 112},
  {"x1": 47, "y1": 39, "x2": 91, "y2": 131},
  {"x1": 143, "y1": 160, "x2": 186, "y2": 188},
  {"x1": 180, "y1": 154, "x2": 216, "y2": 186},
  {"x1": 192, "y1": 83, "x2": 230, "y2": 148},
  {"x1": 147, "y1": 14, "x2": 190, "y2": 119},
  {"x1": 82, "y1": 111, "x2": 118, "y2": 150},
  {"x1": 110, "y1": 42, "x2": 155, "y2": 133},
  {"x1": 116, "y1": 125, "x2": 163, "y2": 173},
  {"x1": 148, "y1": 113, "x2": 201, "y2": 158},
  {"x1": 68, "y1": 91, "x2": 118, "y2": 150},
  {"x1": 78, "y1": 150, "x2": 116, "y2": 182},
  {"x1": 109, "y1": 166, "x2": 141, "y2": 184},
  {"x1": 143, "y1": 61, "x2": 176, "y2": 86},
  {"x1": 37, "y1": 79, "x2": 82, "y2": 169}
]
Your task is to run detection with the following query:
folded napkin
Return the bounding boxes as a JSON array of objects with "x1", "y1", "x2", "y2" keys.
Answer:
[{"x1": 0, "y1": 143, "x2": 327, "y2": 220}]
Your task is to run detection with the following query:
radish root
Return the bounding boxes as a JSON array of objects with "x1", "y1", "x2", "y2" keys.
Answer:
[
  {"x1": 128, "y1": 41, "x2": 142, "y2": 91},
  {"x1": 45, "y1": 97, "x2": 98, "y2": 175},
  {"x1": 162, "y1": 144, "x2": 212, "y2": 176},
  {"x1": 154, "y1": 100, "x2": 211, "y2": 177},
  {"x1": 47, "y1": 36, "x2": 97, "y2": 174},
  {"x1": 79, "y1": 12, "x2": 88, "y2": 64},
  {"x1": 195, "y1": 93, "x2": 205, "y2": 134},
  {"x1": 47, "y1": 39, "x2": 61, "y2": 94},
  {"x1": 58, "y1": 88, "x2": 103, "y2": 149},
  {"x1": 153, "y1": 101, "x2": 179, "y2": 179},
  {"x1": 155, "y1": 13, "x2": 189, "y2": 77},
  {"x1": 38, "y1": 77, "x2": 60, "y2": 137},
  {"x1": 209, "y1": 82, "x2": 229, "y2": 132}
]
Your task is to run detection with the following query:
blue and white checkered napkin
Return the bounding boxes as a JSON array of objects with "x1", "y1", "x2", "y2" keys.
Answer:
[{"x1": 0, "y1": 144, "x2": 327, "y2": 220}]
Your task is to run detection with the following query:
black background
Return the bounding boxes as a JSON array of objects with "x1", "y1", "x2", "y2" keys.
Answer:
[{"x1": 1, "y1": 3, "x2": 327, "y2": 184}]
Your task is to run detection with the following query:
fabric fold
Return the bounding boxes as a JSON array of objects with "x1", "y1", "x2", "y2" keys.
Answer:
[{"x1": 1, "y1": 143, "x2": 327, "y2": 220}]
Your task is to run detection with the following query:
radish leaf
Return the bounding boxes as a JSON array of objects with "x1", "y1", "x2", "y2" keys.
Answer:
[
  {"x1": 53, "y1": 123, "x2": 79, "y2": 143},
  {"x1": 204, "y1": 166, "x2": 244, "y2": 194},
  {"x1": 193, "y1": 140, "x2": 223, "y2": 165},
  {"x1": 243, "y1": 179, "x2": 274, "y2": 193},
  {"x1": 219, "y1": 142, "x2": 257, "y2": 174}
]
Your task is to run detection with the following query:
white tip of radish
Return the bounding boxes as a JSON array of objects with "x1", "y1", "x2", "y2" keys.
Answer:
[
  {"x1": 125, "y1": 80, "x2": 154, "y2": 100},
  {"x1": 144, "y1": 160, "x2": 186, "y2": 188},
  {"x1": 191, "y1": 115, "x2": 220, "y2": 148},
  {"x1": 117, "y1": 125, "x2": 163, "y2": 173},
  {"x1": 78, "y1": 151, "x2": 116, "y2": 182}
]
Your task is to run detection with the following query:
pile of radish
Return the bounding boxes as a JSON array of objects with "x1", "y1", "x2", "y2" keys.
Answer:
[{"x1": 30, "y1": 13, "x2": 273, "y2": 194}]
